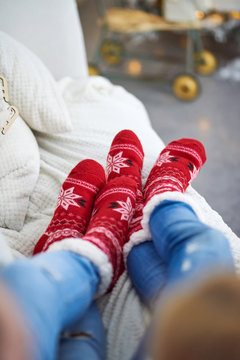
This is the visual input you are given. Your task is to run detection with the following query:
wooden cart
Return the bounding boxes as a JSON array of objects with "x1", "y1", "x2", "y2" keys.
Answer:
[{"x1": 89, "y1": 2, "x2": 219, "y2": 101}]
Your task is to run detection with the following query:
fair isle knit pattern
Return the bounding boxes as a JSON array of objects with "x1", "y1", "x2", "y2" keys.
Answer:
[
  {"x1": 106, "y1": 130, "x2": 145, "y2": 245},
  {"x1": 106, "y1": 130, "x2": 144, "y2": 186},
  {"x1": 33, "y1": 159, "x2": 106, "y2": 254},
  {"x1": 128, "y1": 188, "x2": 145, "y2": 240},
  {"x1": 82, "y1": 176, "x2": 137, "y2": 289},
  {"x1": 144, "y1": 138, "x2": 206, "y2": 202},
  {"x1": 124, "y1": 138, "x2": 207, "y2": 256}
]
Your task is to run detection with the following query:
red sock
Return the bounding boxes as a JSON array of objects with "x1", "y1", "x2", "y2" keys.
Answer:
[
  {"x1": 106, "y1": 129, "x2": 144, "y2": 186},
  {"x1": 33, "y1": 160, "x2": 106, "y2": 254},
  {"x1": 81, "y1": 176, "x2": 137, "y2": 289},
  {"x1": 106, "y1": 129, "x2": 144, "y2": 243},
  {"x1": 144, "y1": 138, "x2": 206, "y2": 204},
  {"x1": 128, "y1": 188, "x2": 144, "y2": 238}
]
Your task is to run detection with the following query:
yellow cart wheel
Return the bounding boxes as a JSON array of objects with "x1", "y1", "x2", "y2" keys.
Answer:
[
  {"x1": 126, "y1": 59, "x2": 142, "y2": 77},
  {"x1": 101, "y1": 41, "x2": 123, "y2": 65},
  {"x1": 88, "y1": 64, "x2": 100, "y2": 76},
  {"x1": 195, "y1": 50, "x2": 217, "y2": 76},
  {"x1": 173, "y1": 74, "x2": 200, "y2": 101}
]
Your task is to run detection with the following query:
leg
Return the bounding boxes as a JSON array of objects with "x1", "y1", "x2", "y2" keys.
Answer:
[
  {"x1": 58, "y1": 303, "x2": 106, "y2": 360},
  {"x1": 34, "y1": 152, "x2": 139, "y2": 294},
  {"x1": 0, "y1": 141, "x2": 142, "y2": 360},
  {"x1": 127, "y1": 242, "x2": 167, "y2": 304},
  {"x1": 1, "y1": 251, "x2": 99, "y2": 360},
  {"x1": 125, "y1": 137, "x2": 207, "y2": 256},
  {"x1": 149, "y1": 200, "x2": 235, "y2": 285},
  {"x1": 125, "y1": 137, "x2": 207, "y2": 300},
  {"x1": 106, "y1": 129, "x2": 163, "y2": 301}
]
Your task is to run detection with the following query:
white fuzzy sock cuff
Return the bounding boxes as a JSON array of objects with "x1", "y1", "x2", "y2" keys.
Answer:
[
  {"x1": 124, "y1": 187, "x2": 204, "y2": 259},
  {"x1": 47, "y1": 238, "x2": 113, "y2": 297}
]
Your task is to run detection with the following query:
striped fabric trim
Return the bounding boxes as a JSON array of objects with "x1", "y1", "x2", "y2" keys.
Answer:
[
  {"x1": 43, "y1": 228, "x2": 83, "y2": 251},
  {"x1": 110, "y1": 144, "x2": 144, "y2": 162},
  {"x1": 147, "y1": 185, "x2": 179, "y2": 200},
  {"x1": 83, "y1": 228, "x2": 123, "y2": 280},
  {"x1": 164, "y1": 145, "x2": 203, "y2": 165},
  {"x1": 65, "y1": 178, "x2": 99, "y2": 193},
  {"x1": 81, "y1": 235, "x2": 110, "y2": 257},
  {"x1": 144, "y1": 175, "x2": 184, "y2": 195},
  {"x1": 95, "y1": 187, "x2": 136, "y2": 205},
  {"x1": 87, "y1": 226, "x2": 122, "y2": 257}
]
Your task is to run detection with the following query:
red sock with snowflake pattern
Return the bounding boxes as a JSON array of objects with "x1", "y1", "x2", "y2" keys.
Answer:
[
  {"x1": 144, "y1": 138, "x2": 206, "y2": 204},
  {"x1": 106, "y1": 129, "x2": 145, "y2": 242},
  {"x1": 81, "y1": 176, "x2": 137, "y2": 289},
  {"x1": 33, "y1": 160, "x2": 106, "y2": 254},
  {"x1": 106, "y1": 129, "x2": 144, "y2": 185}
]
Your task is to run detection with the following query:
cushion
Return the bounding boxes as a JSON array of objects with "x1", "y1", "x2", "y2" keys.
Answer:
[
  {"x1": 0, "y1": 91, "x2": 40, "y2": 231},
  {"x1": 0, "y1": 0, "x2": 88, "y2": 80},
  {"x1": 0, "y1": 31, "x2": 72, "y2": 133}
]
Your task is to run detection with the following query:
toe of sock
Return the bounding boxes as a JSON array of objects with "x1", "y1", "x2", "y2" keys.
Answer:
[
  {"x1": 111, "y1": 130, "x2": 144, "y2": 154},
  {"x1": 70, "y1": 159, "x2": 106, "y2": 189},
  {"x1": 166, "y1": 138, "x2": 206, "y2": 165},
  {"x1": 180, "y1": 138, "x2": 206, "y2": 165}
]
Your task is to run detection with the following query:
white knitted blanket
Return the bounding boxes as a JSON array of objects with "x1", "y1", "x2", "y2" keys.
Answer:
[{"x1": 1, "y1": 76, "x2": 240, "y2": 360}]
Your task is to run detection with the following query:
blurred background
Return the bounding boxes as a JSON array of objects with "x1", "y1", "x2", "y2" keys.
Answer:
[{"x1": 78, "y1": 0, "x2": 240, "y2": 236}]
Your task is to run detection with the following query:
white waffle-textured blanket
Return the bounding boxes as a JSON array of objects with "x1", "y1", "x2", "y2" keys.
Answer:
[{"x1": 1, "y1": 76, "x2": 240, "y2": 360}]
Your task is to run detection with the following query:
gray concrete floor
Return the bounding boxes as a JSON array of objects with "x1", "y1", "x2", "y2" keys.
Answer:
[{"x1": 79, "y1": 1, "x2": 240, "y2": 236}]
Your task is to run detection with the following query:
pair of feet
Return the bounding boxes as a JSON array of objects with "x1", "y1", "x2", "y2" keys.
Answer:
[{"x1": 33, "y1": 130, "x2": 206, "y2": 293}]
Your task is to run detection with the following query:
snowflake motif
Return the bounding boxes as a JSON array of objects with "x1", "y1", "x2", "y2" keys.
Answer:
[
  {"x1": 156, "y1": 151, "x2": 173, "y2": 167},
  {"x1": 91, "y1": 208, "x2": 99, "y2": 218},
  {"x1": 135, "y1": 201, "x2": 144, "y2": 212},
  {"x1": 189, "y1": 164, "x2": 199, "y2": 181},
  {"x1": 112, "y1": 197, "x2": 133, "y2": 222},
  {"x1": 106, "y1": 151, "x2": 129, "y2": 176},
  {"x1": 57, "y1": 187, "x2": 81, "y2": 211}
]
